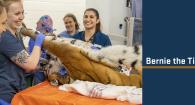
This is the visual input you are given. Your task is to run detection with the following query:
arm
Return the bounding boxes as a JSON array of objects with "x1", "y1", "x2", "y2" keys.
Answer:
[
  {"x1": 12, "y1": 46, "x2": 41, "y2": 72},
  {"x1": 11, "y1": 33, "x2": 45, "y2": 72}
]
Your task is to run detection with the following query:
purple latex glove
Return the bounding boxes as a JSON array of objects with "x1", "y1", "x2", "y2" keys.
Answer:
[{"x1": 34, "y1": 33, "x2": 45, "y2": 48}]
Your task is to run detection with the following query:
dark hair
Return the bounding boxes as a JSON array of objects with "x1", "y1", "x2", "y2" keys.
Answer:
[
  {"x1": 84, "y1": 8, "x2": 101, "y2": 32},
  {"x1": 3, "y1": 0, "x2": 21, "y2": 12},
  {"x1": 0, "y1": 0, "x2": 5, "y2": 15},
  {"x1": 63, "y1": 13, "x2": 80, "y2": 31}
]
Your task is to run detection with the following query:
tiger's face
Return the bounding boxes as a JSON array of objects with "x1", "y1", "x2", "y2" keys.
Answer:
[{"x1": 39, "y1": 53, "x2": 71, "y2": 86}]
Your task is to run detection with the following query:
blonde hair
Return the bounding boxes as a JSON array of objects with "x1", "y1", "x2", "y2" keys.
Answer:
[
  {"x1": 0, "y1": 0, "x2": 5, "y2": 14},
  {"x1": 3, "y1": 0, "x2": 21, "y2": 12}
]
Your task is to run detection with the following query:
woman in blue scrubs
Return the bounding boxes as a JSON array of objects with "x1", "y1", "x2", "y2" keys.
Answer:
[{"x1": 73, "y1": 8, "x2": 112, "y2": 47}]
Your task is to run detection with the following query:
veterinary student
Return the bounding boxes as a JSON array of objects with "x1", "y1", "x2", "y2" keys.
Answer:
[
  {"x1": 0, "y1": 1, "x2": 10, "y2": 105},
  {"x1": 28, "y1": 15, "x2": 54, "y2": 85},
  {"x1": 73, "y1": 8, "x2": 111, "y2": 47},
  {"x1": 58, "y1": 13, "x2": 79, "y2": 38},
  {"x1": 0, "y1": 0, "x2": 46, "y2": 103}
]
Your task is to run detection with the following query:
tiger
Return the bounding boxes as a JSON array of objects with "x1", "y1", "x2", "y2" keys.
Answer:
[{"x1": 46, "y1": 36, "x2": 142, "y2": 75}]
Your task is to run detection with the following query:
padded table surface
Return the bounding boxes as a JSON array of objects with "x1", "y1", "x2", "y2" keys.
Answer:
[{"x1": 11, "y1": 81, "x2": 139, "y2": 105}]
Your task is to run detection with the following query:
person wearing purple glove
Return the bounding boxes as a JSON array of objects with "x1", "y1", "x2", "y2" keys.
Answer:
[
  {"x1": 27, "y1": 15, "x2": 54, "y2": 86},
  {"x1": 0, "y1": 0, "x2": 45, "y2": 103}
]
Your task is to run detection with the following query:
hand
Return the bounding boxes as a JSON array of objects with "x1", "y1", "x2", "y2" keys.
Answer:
[{"x1": 34, "y1": 33, "x2": 45, "y2": 48}]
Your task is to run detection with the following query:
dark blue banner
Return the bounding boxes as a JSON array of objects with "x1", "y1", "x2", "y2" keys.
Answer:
[{"x1": 143, "y1": 0, "x2": 195, "y2": 105}]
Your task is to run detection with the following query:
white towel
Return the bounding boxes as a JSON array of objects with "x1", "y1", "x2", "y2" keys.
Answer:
[{"x1": 59, "y1": 80, "x2": 142, "y2": 104}]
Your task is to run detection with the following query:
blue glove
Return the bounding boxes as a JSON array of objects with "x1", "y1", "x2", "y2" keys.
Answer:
[{"x1": 34, "y1": 33, "x2": 45, "y2": 48}]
